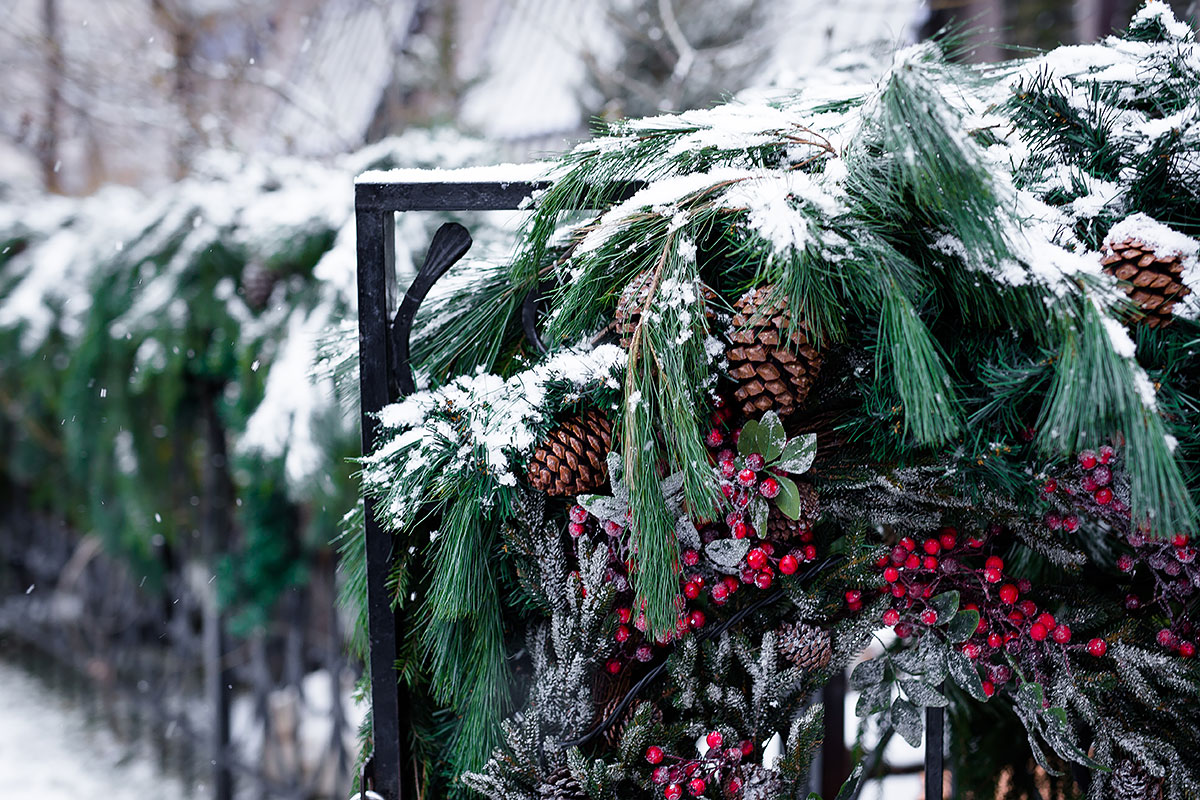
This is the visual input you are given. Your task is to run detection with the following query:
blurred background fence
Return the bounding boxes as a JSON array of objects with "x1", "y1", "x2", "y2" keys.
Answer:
[{"x1": 0, "y1": 1, "x2": 1196, "y2": 798}]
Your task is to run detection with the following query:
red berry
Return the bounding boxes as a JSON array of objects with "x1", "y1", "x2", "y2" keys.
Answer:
[
  {"x1": 746, "y1": 548, "x2": 767, "y2": 570},
  {"x1": 939, "y1": 531, "x2": 958, "y2": 551},
  {"x1": 988, "y1": 632, "x2": 1003, "y2": 648},
  {"x1": 727, "y1": 777, "x2": 743, "y2": 793},
  {"x1": 746, "y1": 453, "x2": 766, "y2": 470},
  {"x1": 1098, "y1": 445, "x2": 1114, "y2": 463},
  {"x1": 890, "y1": 584, "x2": 906, "y2": 598},
  {"x1": 1173, "y1": 534, "x2": 1190, "y2": 548},
  {"x1": 723, "y1": 576, "x2": 740, "y2": 594},
  {"x1": 607, "y1": 660, "x2": 621, "y2": 674},
  {"x1": 976, "y1": 616, "x2": 988, "y2": 633},
  {"x1": 1117, "y1": 555, "x2": 1135, "y2": 572},
  {"x1": 1180, "y1": 641, "x2": 1196, "y2": 658},
  {"x1": 1042, "y1": 479, "x2": 1058, "y2": 494},
  {"x1": 900, "y1": 537, "x2": 917, "y2": 552},
  {"x1": 999, "y1": 584, "x2": 1019, "y2": 604},
  {"x1": 803, "y1": 544, "x2": 817, "y2": 561},
  {"x1": 1029, "y1": 623, "x2": 1049, "y2": 641},
  {"x1": 683, "y1": 549, "x2": 700, "y2": 566},
  {"x1": 1018, "y1": 600, "x2": 1038, "y2": 618},
  {"x1": 706, "y1": 730, "x2": 723, "y2": 750},
  {"x1": 615, "y1": 625, "x2": 631, "y2": 643},
  {"x1": 779, "y1": 554, "x2": 799, "y2": 575},
  {"x1": 684, "y1": 581, "x2": 700, "y2": 600},
  {"x1": 740, "y1": 740, "x2": 754, "y2": 756},
  {"x1": 568, "y1": 521, "x2": 586, "y2": 537},
  {"x1": 1094, "y1": 487, "x2": 1113, "y2": 505},
  {"x1": 569, "y1": 505, "x2": 588, "y2": 523},
  {"x1": 985, "y1": 556, "x2": 1004, "y2": 571},
  {"x1": 894, "y1": 622, "x2": 913, "y2": 638},
  {"x1": 711, "y1": 583, "x2": 729, "y2": 603},
  {"x1": 1157, "y1": 628, "x2": 1177, "y2": 649},
  {"x1": 759, "y1": 477, "x2": 781, "y2": 498},
  {"x1": 923, "y1": 539, "x2": 941, "y2": 555},
  {"x1": 754, "y1": 569, "x2": 774, "y2": 590},
  {"x1": 706, "y1": 429, "x2": 725, "y2": 448},
  {"x1": 720, "y1": 461, "x2": 737, "y2": 479},
  {"x1": 1036, "y1": 612, "x2": 1056, "y2": 631},
  {"x1": 617, "y1": 607, "x2": 632, "y2": 623},
  {"x1": 687, "y1": 778, "x2": 706, "y2": 796},
  {"x1": 845, "y1": 589, "x2": 862, "y2": 605},
  {"x1": 904, "y1": 553, "x2": 921, "y2": 570},
  {"x1": 636, "y1": 645, "x2": 653, "y2": 662},
  {"x1": 982, "y1": 681, "x2": 996, "y2": 698},
  {"x1": 984, "y1": 567, "x2": 1002, "y2": 583},
  {"x1": 1078, "y1": 450, "x2": 1097, "y2": 469},
  {"x1": 1062, "y1": 516, "x2": 1079, "y2": 533},
  {"x1": 1052, "y1": 624, "x2": 1071, "y2": 644},
  {"x1": 737, "y1": 468, "x2": 757, "y2": 487},
  {"x1": 922, "y1": 556, "x2": 939, "y2": 571},
  {"x1": 962, "y1": 643, "x2": 981, "y2": 659},
  {"x1": 968, "y1": 537, "x2": 984, "y2": 549},
  {"x1": 688, "y1": 610, "x2": 706, "y2": 630},
  {"x1": 883, "y1": 608, "x2": 901, "y2": 626},
  {"x1": 1081, "y1": 475, "x2": 1098, "y2": 493},
  {"x1": 1087, "y1": 638, "x2": 1107, "y2": 657},
  {"x1": 732, "y1": 521, "x2": 749, "y2": 539},
  {"x1": 664, "y1": 783, "x2": 683, "y2": 800},
  {"x1": 1125, "y1": 594, "x2": 1141, "y2": 610},
  {"x1": 921, "y1": 609, "x2": 939, "y2": 625}
]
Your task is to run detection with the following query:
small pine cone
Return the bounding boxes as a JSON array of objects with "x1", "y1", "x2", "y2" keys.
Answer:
[
  {"x1": 539, "y1": 766, "x2": 587, "y2": 800},
  {"x1": 739, "y1": 764, "x2": 786, "y2": 800},
  {"x1": 727, "y1": 286, "x2": 821, "y2": 418},
  {"x1": 777, "y1": 621, "x2": 832, "y2": 672},
  {"x1": 614, "y1": 269, "x2": 719, "y2": 349},
  {"x1": 765, "y1": 483, "x2": 819, "y2": 541},
  {"x1": 528, "y1": 408, "x2": 613, "y2": 496},
  {"x1": 240, "y1": 262, "x2": 279, "y2": 310},
  {"x1": 1111, "y1": 760, "x2": 1162, "y2": 800},
  {"x1": 602, "y1": 698, "x2": 662, "y2": 749},
  {"x1": 1101, "y1": 237, "x2": 1191, "y2": 328}
]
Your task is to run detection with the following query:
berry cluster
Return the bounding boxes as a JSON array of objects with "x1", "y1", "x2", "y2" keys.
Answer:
[
  {"x1": 646, "y1": 732, "x2": 755, "y2": 799},
  {"x1": 1040, "y1": 445, "x2": 1125, "y2": 534},
  {"x1": 864, "y1": 525, "x2": 1104, "y2": 698}
]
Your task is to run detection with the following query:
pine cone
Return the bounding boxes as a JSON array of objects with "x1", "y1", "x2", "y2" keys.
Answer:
[
  {"x1": 765, "y1": 483, "x2": 819, "y2": 541},
  {"x1": 240, "y1": 262, "x2": 279, "y2": 310},
  {"x1": 602, "y1": 697, "x2": 662, "y2": 749},
  {"x1": 739, "y1": 764, "x2": 786, "y2": 800},
  {"x1": 539, "y1": 766, "x2": 587, "y2": 800},
  {"x1": 1111, "y1": 760, "x2": 1162, "y2": 800},
  {"x1": 1101, "y1": 237, "x2": 1191, "y2": 328},
  {"x1": 777, "y1": 621, "x2": 832, "y2": 672},
  {"x1": 614, "y1": 269, "x2": 719, "y2": 349},
  {"x1": 528, "y1": 408, "x2": 613, "y2": 496},
  {"x1": 727, "y1": 286, "x2": 821, "y2": 418}
]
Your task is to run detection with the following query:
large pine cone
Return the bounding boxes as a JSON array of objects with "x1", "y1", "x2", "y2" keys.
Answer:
[
  {"x1": 765, "y1": 483, "x2": 819, "y2": 541},
  {"x1": 727, "y1": 286, "x2": 821, "y2": 418},
  {"x1": 614, "y1": 269, "x2": 720, "y2": 349},
  {"x1": 528, "y1": 408, "x2": 613, "y2": 496},
  {"x1": 1101, "y1": 237, "x2": 1191, "y2": 328},
  {"x1": 777, "y1": 621, "x2": 832, "y2": 672},
  {"x1": 1111, "y1": 760, "x2": 1162, "y2": 800},
  {"x1": 240, "y1": 262, "x2": 279, "y2": 310},
  {"x1": 602, "y1": 697, "x2": 662, "y2": 749},
  {"x1": 539, "y1": 766, "x2": 587, "y2": 800}
]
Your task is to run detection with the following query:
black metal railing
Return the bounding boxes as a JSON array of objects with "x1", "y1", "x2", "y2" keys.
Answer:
[{"x1": 353, "y1": 172, "x2": 946, "y2": 800}]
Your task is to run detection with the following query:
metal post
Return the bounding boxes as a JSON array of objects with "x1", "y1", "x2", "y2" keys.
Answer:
[
  {"x1": 356, "y1": 206, "x2": 402, "y2": 800},
  {"x1": 925, "y1": 702, "x2": 945, "y2": 800},
  {"x1": 821, "y1": 669, "x2": 849, "y2": 797}
]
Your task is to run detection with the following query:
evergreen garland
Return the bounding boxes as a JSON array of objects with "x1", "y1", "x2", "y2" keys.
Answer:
[{"x1": 355, "y1": 5, "x2": 1200, "y2": 798}]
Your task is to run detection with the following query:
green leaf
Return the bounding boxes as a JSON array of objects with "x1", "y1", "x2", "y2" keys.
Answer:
[
  {"x1": 774, "y1": 476, "x2": 801, "y2": 520},
  {"x1": 1017, "y1": 681, "x2": 1044, "y2": 717},
  {"x1": 760, "y1": 411, "x2": 786, "y2": 461},
  {"x1": 947, "y1": 609, "x2": 979, "y2": 643},
  {"x1": 889, "y1": 698, "x2": 923, "y2": 747},
  {"x1": 738, "y1": 419, "x2": 764, "y2": 457},
  {"x1": 850, "y1": 657, "x2": 887, "y2": 691},
  {"x1": 947, "y1": 650, "x2": 987, "y2": 700},
  {"x1": 900, "y1": 679, "x2": 948, "y2": 707},
  {"x1": 777, "y1": 433, "x2": 817, "y2": 474},
  {"x1": 928, "y1": 591, "x2": 960, "y2": 623}
]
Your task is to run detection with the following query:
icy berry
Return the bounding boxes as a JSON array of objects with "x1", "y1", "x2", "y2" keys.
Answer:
[
  {"x1": 883, "y1": 608, "x2": 901, "y2": 626},
  {"x1": 1062, "y1": 516, "x2": 1079, "y2": 533},
  {"x1": 687, "y1": 778, "x2": 706, "y2": 796},
  {"x1": 1094, "y1": 487, "x2": 1113, "y2": 505},
  {"x1": 684, "y1": 581, "x2": 700, "y2": 600},
  {"x1": 652, "y1": 766, "x2": 670, "y2": 784},
  {"x1": 988, "y1": 632, "x2": 1003, "y2": 648},
  {"x1": 754, "y1": 569, "x2": 774, "y2": 590},
  {"x1": 727, "y1": 777, "x2": 743, "y2": 793},
  {"x1": 984, "y1": 567, "x2": 1003, "y2": 584},
  {"x1": 568, "y1": 522, "x2": 586, "y2": 538},
  {"x1": 1180, "y1": 642, "x2": 1196, "y2": 658},
  {"x1": 1036, "y1": 612, "x2": 1056, "y2": 631},
  {"x1": 1044, "y1": 512, "x2": 1062, "y2": 531},
  {"x1": 720, "y1": 460, "x2": 736, "y2": 479},
  {"x1": 921, "y1": 609, "x2": 939, "y2": 625},
  {"x1": 962, "y1": 643, "x2": 981, "y2": 659},
  {"x1": 1125, "y1": 594, "x2": 1141, "y2": 610},
  {"x1": 746, "y1": 548, "x2": 767, "y2": 570},
  {"x1": 1158, "y1": 629, "x2": 1177, "y2": 649},
  {"x1": 617, "y1": 607, "x2": 632, "y2": 623},
  {"x1": 706, "y1": 730, "x2": 723, "y2": 750},
  {"x1": 636, "y1": 645, "x2": 654, "y2": 662},
  {"x1": 683, "y1": 549, "x2": 700, "y2": 566},
  {"x1": 664, "y1": 783, "x2": 683, "y2": 800},
  {"x1": 737, "y1": 468, "x2": 757, "y2": 487},
  {"x1": 732, "y1": 520, "x2": 749, "y2": 539},
  {"x1": 1018, "y1": 600, "x2": 1038, "y2": 618},
  {"x1": 1117, "y1": 555, "x2": 1135, "y2": 572},
  {"x1": 1029, "y1": 623, "x2": 1049, "y2": 641},
  {"x1": 1093, "y1": 465, "x2": 1112, "y2": 486},
  {"x1": 1052, "y1": 624, "x2": 1071, "y2": 644},
  {"x1": 1078, "y1": 450, "x2": 1098, "y2": 469},
  {"x1": 706, "y1": 429, "x2": 725, "y2": 448},
  {"x1": 759, "y1": 477, "x2": 781, "y2": 498},
  {"x1": 999, "y1": 584, "x2": 1019, "y2": 604},
  {"x1": 1087, "y1": 638, "x2": 1107, "y2": 657},
  {"x1": 570, "y1": 505, "x2": 589, "y2": 523},
  {"x1": 615, "y1": 625, "x2": 631, "y2": 643},
  {"x1": 779, "y1": 554, "x2": 799, "y2": 575},
  {"x1": 711, "y1": 583, "x2": 729, "y2": 603}
]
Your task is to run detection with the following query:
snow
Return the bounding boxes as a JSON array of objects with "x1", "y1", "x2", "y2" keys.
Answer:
[
  {"x1": 1131, "y1": 0, "x2": 1194, "y2": 40},
  {"x1": 719, "y1": 170, "x2": 844, "y2": 255},
  {"x1": 355, "y1": 162, "x2": 554, "y2": 185}
]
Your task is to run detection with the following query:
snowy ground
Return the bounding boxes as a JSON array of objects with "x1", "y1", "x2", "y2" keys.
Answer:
[{"x1": 0, "y1": 659, "x2": 190, "y2": 800}]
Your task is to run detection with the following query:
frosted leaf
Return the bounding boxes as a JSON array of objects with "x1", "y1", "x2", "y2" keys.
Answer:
[
  {"x1": 675, "y1": 516, "x2": 702, "y2": 550},
  {"x1": 705, "y1": 539, "x2": 751, "y2": 572}
]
